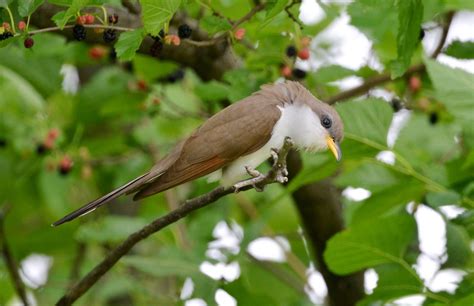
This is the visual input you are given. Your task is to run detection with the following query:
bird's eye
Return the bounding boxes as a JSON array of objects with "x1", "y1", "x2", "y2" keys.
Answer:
[{"x1": 321, "y1": 116, "x2": 332, "y2": 129}]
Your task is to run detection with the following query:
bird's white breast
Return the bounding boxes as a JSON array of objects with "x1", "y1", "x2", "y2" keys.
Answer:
[{"x1": 213, "y1": 103, "x2": 328, "y2": 185}]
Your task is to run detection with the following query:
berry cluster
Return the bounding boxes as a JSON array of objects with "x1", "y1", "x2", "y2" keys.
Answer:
[
  {"x1": 103, "y1": 29, "x2": 117, "y2": 43},
  {"x1": 58, "y1": 155, "x2": 73, "y2": 175},
  {"x1": 37, "y1": 128, "x2": 60, "y2": 155},
  {"x1": 76, "y1": 14, "x2": 95, "y2": 25},
  {"x1": 280, "y1": 37, "x2": 312, "y2": 80},
  {"x1": 0, "y1": 21, "x2": 13, "y2": 41}
]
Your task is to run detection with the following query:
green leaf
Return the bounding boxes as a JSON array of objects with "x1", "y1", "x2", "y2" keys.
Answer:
[
  {"x1": 132, "y1": 54, "x2": 178, "y2": 81},
  {"x1": 336, "y1": 98, "x2": 393, "y2": 146},
  {"x1": 390, "y1": 0, "x2": 423, "y2": 78},
  {"x1": 324, "y1": 213, "x2": 417, "y2": 274},
  {"x1": 424, "y1": 58, "x2": 474, "y2": 145},
  {"x1": 351, "y1": 180, "x2": 424, "y2": 224},
  {"x1": 0, "y1": 0, "x2": 13, "y2": 8},
  {"x1": 114, "y1": 28, "x2": 145, "y2": 61},
  {"x1": 195, "y1": 80, "x2": 230, "y2": 102},
  {"x1": 426, "y1": 190, "x2": 461, "y2": 207},
  {"x1": 141, "y1": 0, "x2": 181, "y2": 36},
  {"x1": 200, "y1": 15, "x2": 232, "y2": 35},
  {"x1": 313, "y1": 65, "x2": 356, "y2": 83},
  {"x1": 0, "y1": 35, "x2": 20, "y2": 48},
  {"x1": 358, "y1": 263, "x2": 423, "y2": 305},
  {"x1": 262, "y1": 0, "x2": 288, "y2": 27},
  {"x1": 122, "y1": 248, "x2": 201, "y2": 277},
  {"x1": 444, "y1": 40, "x2": 474, "y2": 59},
  {"x1": 18, "y1": 0, "x2": 44, "y2": 17},
  {"x1": 75, "y1": 216, "x2": 148, "y2": 243},
  {"x1": 55, "y1": 0, "x2": 90, "y2": 29},
  {"x1": 445, "y1": 222, "x2": 472, "y2": 268}
]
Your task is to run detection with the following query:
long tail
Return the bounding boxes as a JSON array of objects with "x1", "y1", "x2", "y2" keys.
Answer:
[{"x1": 52, "y1": 173, "x2": 149, "y2": 227}]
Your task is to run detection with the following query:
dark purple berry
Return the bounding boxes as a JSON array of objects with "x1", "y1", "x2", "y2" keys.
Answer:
[
  {"x1": 292, "y1": 68, "x2": 307, "y2": 79},
  {"x1": 103, "y1": 29, "x2": 117, "y2": 43},
  {"x1": 72, "y1": 24, "x2": 86, "y2": 41},
  {"x1": 390, "y1": 98, "x2": 403, "y2": 112},
  {"x1": 178, "y1": 24, "x2": 192, "y2": 39},
  {"x1": 429, "y1": 112, "x2": 438, "y2": 125},
  {"x1": 286, "y1": 45, "x2": 297, "y2": 57},
  {"x1": 108, "y1": 13, "x2": 119, "y2": 24},
  {"x1": 159, "y1": 29, "x2": 165, "y2": 38},
  {"x1": 167, "y1": 69, "x2": 185, "y2": 83},
  {"x1": 0, "y1": 31, "x2": 13, "y2": 41},
  {"x1": 0, "y1": 138, "x2": 6, "y2": 148},
  {"x1": 419, "y1": 29, "x2": 425, "y2": 40},
  {"x1": 36, "y1": 144, "x2": 47, "y2": 155},
  {"x1": 150, "y1": 40, "x2": 163, "y2": 57},
  {"x1": 24, "y1": 37, "x2": 34, "y2": 48}
]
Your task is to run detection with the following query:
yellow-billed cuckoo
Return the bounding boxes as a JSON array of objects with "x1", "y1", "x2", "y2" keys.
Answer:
[{"x1": 53, "y1": 81, "x2": 343, "y2": 226}]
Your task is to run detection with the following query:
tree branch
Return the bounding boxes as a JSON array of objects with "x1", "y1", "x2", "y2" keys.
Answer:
[
  {"x1": 0, "y1": 205, "x2": 30, "y2": 306},
  {"x1": 56, "y1": 138, "x2": 294, "y2": 306},
  {"x1": 325, "y1": 11, "x2": 455, "y2": 104}
]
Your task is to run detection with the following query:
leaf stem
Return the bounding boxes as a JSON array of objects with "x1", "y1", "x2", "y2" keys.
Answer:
[{"x1": 5, "y1": 6, "x2": 16, "y2": 34}]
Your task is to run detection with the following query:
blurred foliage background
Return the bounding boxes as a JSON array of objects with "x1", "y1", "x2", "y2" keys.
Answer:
[{"x1": 0, "y1": 0, "x2": 473, "y2": 305}]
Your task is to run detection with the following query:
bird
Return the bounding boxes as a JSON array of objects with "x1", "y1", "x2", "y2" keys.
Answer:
[{"x1": 53, "y1": 81, "x2": 343, "y2": 226}]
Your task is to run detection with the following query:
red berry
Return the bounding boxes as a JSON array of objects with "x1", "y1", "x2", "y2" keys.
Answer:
[
  {"x1": 43, "y1": 137, "x2": 54, "y2": 150},
  {"x1": 409, "y1": 76, "x2": 421, "y2": 92},
  {"x1": 58, "y1": 156, "x2": 73, "y2": 175},
  {"x1": 164, "y1": 34, "x2": 180, "y2": 46},
  {"x1": 76, "y1": 15, "x2": 86, "y2": 25},
  {"x1": 281, "y1": 65, "x2": 292, "y2": 78},
  {"x1": 47, "y1": 128, "x2": 60, "y2": 140},
  {"x1": 137, "y1": 79, "x2": 148, "y2": 91},
  {"x1": 24, "y1": 37, "x2": 34, "y2": 48},
  {"x1": 298, "y1": 48, "x2": 310, "y2": 60},
  {"x1": 84, "y1": 14, "x2": 95, "y2": 24},
  {"x1": 301, "y1": 37, "x2": 311, "y2": 48},
  {"x1": 88, "y1": 46, "x2": 107, "y2": 60},
  {"x1": 2, "y1": 22, "x2": 10, "y2": 31},
  {"x1": 234, "y1": 28, "x2": 245, "y2": 40},
  {"x1": 18, "y1": 21, "x2": 26, "y2": 31}
]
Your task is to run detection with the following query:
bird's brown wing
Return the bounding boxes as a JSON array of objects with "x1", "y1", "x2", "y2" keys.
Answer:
[{"x1": 133, "y1": 99, "x2": 282, "y2": 199}]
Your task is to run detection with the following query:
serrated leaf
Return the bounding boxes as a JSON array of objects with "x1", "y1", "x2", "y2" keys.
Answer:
[
  {"x1": 200, "y1": 15, "x2": 232, "y2": 35},
  {"x1": 195, "y1": 80, "x2": 230, "y2": 102},
  {"x1": 444, "y1": 40, "x2": 474, "y2": 59},
  {"x1": 424, "y1": 58, "x2": 474, "y2": 145},
  {"x1": 132, "y1": 54, "x2": 178, "y2": 81},
  {"x1": 0, "y1": 35, "x2": 20, "y2": 48},
  {"x1": 18, "y1": 0, "x2": 44, "y2": 17},
  {"x1": 141, "y1": 0, "x2": 181, "y2": 36},
  {"x1": 324, "y1": 213, "x2": 417, "y2": 274},
  {"x1": 114, "y1": 28, "x2": 145, "y2": 61},
  {"x1": 336, "y1": 98, "x2": 393, "y2": 146},
  {"x1": 390, "y1": 0, "x2": 423, "y2": 78}
]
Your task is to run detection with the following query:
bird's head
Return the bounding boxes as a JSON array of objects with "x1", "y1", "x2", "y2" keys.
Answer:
[{"x1": 312, "y1": 101, "x2": 344, "y2": 161}]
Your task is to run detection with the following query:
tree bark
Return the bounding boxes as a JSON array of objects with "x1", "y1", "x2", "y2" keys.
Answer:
[{"x1": 287, "y1": 151, "x2": 365, "y2": 306}]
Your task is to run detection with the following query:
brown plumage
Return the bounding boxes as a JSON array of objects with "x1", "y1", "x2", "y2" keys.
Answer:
[{"x1": 53, "y1": 81, "x2": 343, "y2": 226}]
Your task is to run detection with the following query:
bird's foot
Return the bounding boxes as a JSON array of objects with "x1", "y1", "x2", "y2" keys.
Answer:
[{"x1": 233, "y1": 166, "x2": 266, "y2": 192}]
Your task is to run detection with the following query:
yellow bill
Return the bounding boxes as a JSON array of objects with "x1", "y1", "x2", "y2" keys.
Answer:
[{"x1": 326, "y1": 135, "x2": 342, "y2": 161}]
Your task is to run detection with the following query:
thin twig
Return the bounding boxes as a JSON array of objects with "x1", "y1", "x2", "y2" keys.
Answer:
[
  {"x1": 0, "y1": 205, "x2": 30, "y2": 306},
  {"x1": 431, "y1": 11, "x2": 455, "y2": 59},
  {"x1": 56, "y1": 138, "x2": 294, "y2": 306},
  {"x1": 285, "y1": 0, "x2": 303, "y2": 29}
]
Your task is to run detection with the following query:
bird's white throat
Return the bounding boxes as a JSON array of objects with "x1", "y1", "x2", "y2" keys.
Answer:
[{"x1": 209, "y1": 103, "x2": 328, "y2": 185}]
